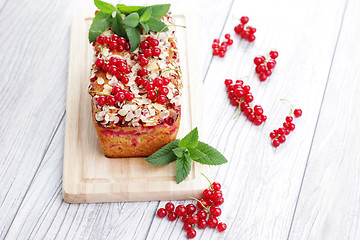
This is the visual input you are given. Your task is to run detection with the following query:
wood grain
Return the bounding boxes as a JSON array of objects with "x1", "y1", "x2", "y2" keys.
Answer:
[{"x1": 288, "y1": 0, "x2": 360, "y2": 238}]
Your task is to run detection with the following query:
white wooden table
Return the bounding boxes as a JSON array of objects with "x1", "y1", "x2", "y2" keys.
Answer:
[{"x1": 1, "y1": 0, "x2": 359, "y2": 239}]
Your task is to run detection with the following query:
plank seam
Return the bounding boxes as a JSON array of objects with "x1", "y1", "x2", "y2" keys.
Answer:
[
  {"x1": 3, "y1": 111, "x2": 66, "y2": 240},
  {"x1": 285, "y1": 0, "x2": 350, "y2": 238}
]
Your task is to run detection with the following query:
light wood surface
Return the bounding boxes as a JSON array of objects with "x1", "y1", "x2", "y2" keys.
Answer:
[
  {"x1": 63, "y1": 12, "x2": 208, "y2": 203},
  {"x1": 1, "y1": 0, "x2": 360, "y2": 239}
]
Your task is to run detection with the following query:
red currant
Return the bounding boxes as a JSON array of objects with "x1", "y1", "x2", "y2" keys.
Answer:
[
  {"x1": 240, "y1": 16, "x2": 249, "y2": 24},
  {"x1": 197, "y1": 219, "x2": 208, "y2": 229},
  {"x1": 124, "y1": 43, "x2": 130, "y2": 51},
  {"x1": 115, "y1": 92, "x2": 125, "y2": 102},
  {"x1": 208, "y1": 217, "x2": 219, "y2": 228},
  {"x1": 286, "y1": 116, "x2": 293, "y2": 123},
  {"x1": 197, "y1": 198, "x2": 208, "y2": 210},
  {"x1": 125, "y1": 91, "x2": 134, "y2": 101},
  {"x1": 112, "y1": 86, "x2": 121, "y2": 95},
  {"x1": 269, "y1": 50, "x2": 279, "y2": 59},
  {"x1": 210, "y1": 206, "x2": 222, "y2": 217},
  {"x1": 184, "y1": 223, "x2": 193, "y2": 231},
  {"x1": 203, "y1": 188, "x2": 213, "y2": 199},
  {"x1": 288, "y1": 123, "x2": 295, "y2": 131},
  {"x1": 294, "y1": 109, "x2": 302, "y2": 117},
  {"x1": 140, "y1": 40, "x2": 150, "y2": 49},
  {"x1": 109, "y1": 41, "x2": 118, "y2": 50},
  {"x1": 270, "y1": 132, "x2": 277, "y2": 139},
  {"x1": 152, "y1": 47, "x2": 161, "y2": 56},
  {"x1": 244, "y1": 94, "x2": 254, "y2": 103},
  {"x1": 96, "y1": 35, "x2": 105, "y2": 44},
  {"x1": 167, "y1": 212, "x2": 177, "y2": 221},
  {"x1": 188, "y1": 215, "x2": 199, "y2": 225},
  {"x1": 145, "y1": 83, "x2": 155, "y2": 91},
  {"x1": 217, "y1": 222, "x2": 227, "y2": 232},
  {"x1": 197, "y1": 210, "x2": 208, "y2": 220},
  {"x1": 259, "y1": 73, "x2": 267, "y2": 81},
  {"x1": 157, "y1": 208, "x2": 166, "y2": 218},
  {"x1": 135, "y1": 76, "x2": 143, "y2": 85},
  {"x1": 104, "y1": 36, "x2": 111, "y2": 44},
  {"x1": 97, "y1": 96, "x2": 106, "y2": 106},
  {"x1": 95, "y1": 58, "x2": 104, "y2": 68},
  {"x1": 165, "y1": 202, "x2": 175, "y2": 212},
  {"x1": 162, "y1": 77, "x2": 170, "y2": 85},
  {"x1": 187, "y1": 229, "x2": 196, "y2": 239},
  {"x1": 147, "y1": 90, "x2": 156, "y2": 101},
  {"x1": 224, "y1": 79, "x2": 233, "y2": 86},
  {"x1": 214, "y1": 197, "x2": 224, "y2": 205},
  {"x1": 254, "y1": 56, "x2": 265, "y2": 65},
  {"x1": 272, "y1": 139, "x2": 280, "y2": 147},
  {"x1": 248, "y1": 34, "x2": 256, "y2": 42},
  {"x1": 118, "y1": 37, "x2": 126, "y2": 46},
  {"x1": 278, "y1": 135, "x2": 286, "y2": 143},
  {"x1": 182, "y1": 215, "x2": 190, "y2": 223},
  {"x1": 157, "y1": 95, "x2": 166, "y2": 104},
  {"x1": 106, "y1": 95, "x2": 115, "y2": 106},
  {"x1": 144, "y1": 49, "x2": 152, "y2": 57},
  {"x1": 159, "y1": 86, "x2": 169, "y2": 95},
  {"x1": 175, "y1": 205, "x2": 187, "y2": 217},
  {"x1": 149, "y1": 38, "x2": 159, "y2": 47}
]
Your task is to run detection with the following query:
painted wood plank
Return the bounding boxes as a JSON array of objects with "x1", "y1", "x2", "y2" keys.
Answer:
[{"x1": 288, "y1": 0, "x2": 360, "y2": 239}]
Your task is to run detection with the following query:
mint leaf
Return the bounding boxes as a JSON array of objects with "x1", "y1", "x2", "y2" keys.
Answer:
[
  {"x1": 112, "y1": 10, "x2": 127, "y2": 39},
  {"x1": 150, "y1": 4, "x2": 170, "y2": 19},
  {"x1": 179, "y1": 127, "x2": 198, "y2": 148},
  {"x1": 173, "y1": 147, "x2": 186, "y2": 158},
  {"x1": 193, "y1": 142, "x2": 227, "y2": 165},
  {"x1": 145, "y1": 16, "x2": 168, "y2": 32},
  {"x1": 176, "y1": 152, "x2": 191, "y2": 183},
  {"x1": 94, "y1": 0, "x2": 116, "y2": 14},
  {"x1": 140, "y1": 22, "x2": 150, "y2": 33},
  {"x1": 117, "y1": 4, "x2": 143, "y2": 14},
  {"x1": 125, "y1": 26, "x2": 141, "y2": 51},
  {"x1": 123, "y1": 12, "x2": 140, "y2": 27},
  {"x1": 139, "y1": 7, "x2": 152, "y2": 22},
  {"x1": 188, "y1": 148, "x2": 206, "y2": 160},
  {"x1": 145, "y1": 139, "x2": 180, "y2": 166},
  {"x1": 88, "y1": 11, "x2": 112, "y2": 43}
]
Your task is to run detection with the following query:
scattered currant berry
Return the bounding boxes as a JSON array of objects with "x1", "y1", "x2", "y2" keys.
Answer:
[
  {"x1": 254, "y1": 50, "x2": 278, "y2": 81},
  {"x1": 225, "y1": 79, "x2": 266, "y2": 126},
  {"x1": 217, "y1": 222, "x2": 227, "y2": 232},
  {"x1": 270, "y1": 100, "x2": 302, "y2": 148},
  {"x1": 184, "y1": 223, "x2": 193, "y2": 231},
  {"x1": 212, "y1": 34, "x2": 233, "y2": 57},
  {"x1": 165, "y1": 202, "x2": 175, "y2": 212},
  {"x1": 197, "y1": 219, "x2": 208, "y2": 229},
  {"x1": 167, "y1": 212, "x2": 177, "y2": 221},
  {"x1": 208, "y1": 217, "x2": 219, "y2": 228},
  {"x1": 157, "y1": 208, "x2": 167, "y2": 218},
  {"x1": 175, "y1": 205, "x2": 187, "y2": 217},
  {"x1": 294, "y1": 109, "x2": 302, "y2": 117},
  {"x1": 186, "y1": 204, "x2": 197, "y2": 215},
  {"x1": 187, "y1": 229, "x2": 197, "y2": 239},
  {"x1": 234, "y1": 16, "x2": 256, "y2": 42},
  {"x1": 210, "y1": 206, "x2": 222, "y2": 217}
]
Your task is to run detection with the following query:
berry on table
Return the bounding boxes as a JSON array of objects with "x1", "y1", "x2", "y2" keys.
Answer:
[
  {"x1": 175, "y1": 205, "x2": 187, "y2": 217},
  {"x1": 157, "y1": 208, "x2": 167, "y2": 218},
  {"x1": 165, "y1": 202, "x2": 175, "y2": 212},
  {"x1": 186, "y1": 229, "x2": 197, "y2": 239},
  {"x1": 217, "y1": 222, "x2": 227, "y2": 232},
  {"x1": 167, "y1": 212, "x2": 177, "y2": 221},
  {"x1": 294, "y1": 109, "x2": 302, "y2": 117}
]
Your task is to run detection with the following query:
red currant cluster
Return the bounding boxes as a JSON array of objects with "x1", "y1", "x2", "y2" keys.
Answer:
[
  {"x1": 137, "y1": 36, "x2": 162, "y2": 76},
  {"x1": 96, "y1": 34, "x2": 130, "y2": 52},
  {"x1": 135, "y1": 76, "x2": 170, "y2": 104},
  {"x1": 95, "y1": 56, "x2": 131, "y2": 84},
  {"x1": 254, "y1": 50, "x2": 278, "y2": 81},
  {"x1": 212, "y1": 33, "x2": 233, "y2": 57},
  {"x1": 157, "y1": 180, "x2": 226, "y2": 239},
  {"x1": 234, "y1": 16, "x2": 256, "y2": 42},
  {"x1": 97, "y1": 85, "x2": 135, "y2": 107},
  {"x1": 225, "y1": 79, "x2": 267, "y2": 125},
  {"x1": 270, "y1": 108, "x2": 302, "y2": 147}
]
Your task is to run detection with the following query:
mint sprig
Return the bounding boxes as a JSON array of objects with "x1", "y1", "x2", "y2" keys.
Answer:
[
  {"x1": 89, "y1": 0, "x2": 171, "y2": 51},
  {"x1": 146, "y1": 128, "x2": 228, "y2": 184}
]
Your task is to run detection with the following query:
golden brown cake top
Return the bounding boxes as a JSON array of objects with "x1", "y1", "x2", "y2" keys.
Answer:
[{"x1": 88, "y1": 14, "x2": 182, "y2": 128}]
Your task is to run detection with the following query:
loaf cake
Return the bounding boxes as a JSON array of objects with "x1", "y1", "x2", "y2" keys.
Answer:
[{"x1": 88, "y1": 13, "x2": 182, "y2": 158}]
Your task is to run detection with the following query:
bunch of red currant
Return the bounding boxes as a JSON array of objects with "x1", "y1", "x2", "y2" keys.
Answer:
[
  {"x1": 270, "y1": 104, "x2": 302, "y2": 147},
  {"x1": 96, "y1": 34, "x2": 130, "y2": 52},
  {"x1": 212, "y1": 33, "x2": 233, "y2": 58},
  {"x1": 225, "y1": 79, "x2": 267, "y2": 125},
  {"x1": 157, "y1": 177, "x2": 226, "y2": 239},
  {"x1": 135, "y1": 76, "x2": 170, "y2": 104},
  {"x1": 234, "y1": 16, "x2": 256, "y2": 42},
  {"x1": 254, "y1": 50, "x2": 279, "y2": 81}
]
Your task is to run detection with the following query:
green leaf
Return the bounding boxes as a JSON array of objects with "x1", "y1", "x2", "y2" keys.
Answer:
[
  {"x1": 193, "y1": 142, "x2": 228, "y2": 165},
  {"x1": 111, "y1": 10, "x2": 127, "y2": 39},
  {"x1": 145, "y1": 139, "x2": 180, "y2": 166},
  {"x1": 145, "y1": 16, "x2": 168, "y2": 32},
  {"x1": 140, "y1": 22, "x2": 150, "y2": 33},
  {"x1": 139, "y1": 7, "x2": 152, "y2": 22},
  {"x1": 188, "y1": 148, "x2": 206, "y2": 160},
  {"x1": 94, "y1": 0, "x2": 116, "y2": 14},
  {"x1": 173, "y1": 147, "x2": 186, "y2": 158},
  {"x1": 150, "y1": 4, "x2": 170, "y2": 19},
  {"x1": 125, "y1": 26, "x2": 141, "y2": 51},
  {"x1": 88, "y1": 11, "x2": 112, "y2": 43},
  {"x1": 179, "y1": 127, "x2": 198, "y2": 149},
  {"x1": 176, "y1": 153, "x2": 191, "y2": 184},
  {"x1": 123, "y1": 12, "x2": 140, "y2": 27},
  {"x1": 117, "y1": 4, "x2": 143, "y2": 15}
]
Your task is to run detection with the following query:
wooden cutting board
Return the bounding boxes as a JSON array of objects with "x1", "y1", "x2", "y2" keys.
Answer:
[{"x1": 63, "y1": 11, "x2": 209, "y2": 203}]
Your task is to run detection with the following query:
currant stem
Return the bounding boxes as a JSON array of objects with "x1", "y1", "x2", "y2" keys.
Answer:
[
  {"x1": 201, "y1": 173, "x2": 212, "y2": 186},
  {"x1": 157, "y1": 24, "x2": 186, "y2": 38},
  {"x1": 186, "y1": 196, "x2": 210, "y2": 214},
  {"x1": 160, "y1": 68, "x2": 182, "y2": 77},
  {"x1": 88, "y1": 90, "x2": 110, "y2": 96},
  {"x1": 233, "y1": 99, "x2": 243, "y2": 119},
  {"x1": 280, "y1": 98, "x2": 294, "y2": 115}
]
